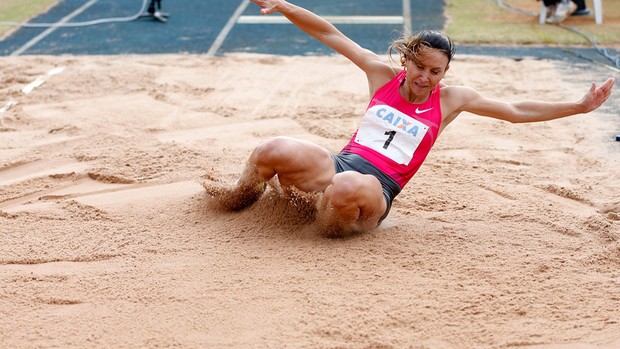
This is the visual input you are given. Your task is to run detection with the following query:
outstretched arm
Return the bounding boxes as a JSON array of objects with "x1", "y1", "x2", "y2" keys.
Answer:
[
  {"x1": 249, "y1": 0, "x2": 394, "y2": 91},
  {"x1": 450, "y1": 77, "x2": 615, "y2": 124}
]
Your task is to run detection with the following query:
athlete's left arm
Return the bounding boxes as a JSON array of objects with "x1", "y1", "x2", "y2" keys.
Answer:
[{"x1": 454, "y1": 77, "x2": 615, "y2": 123}]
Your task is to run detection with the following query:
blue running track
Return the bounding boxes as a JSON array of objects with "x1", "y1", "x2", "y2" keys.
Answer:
[
  {"x1": 0, "y1": 0, "x2": 443, "y2": 56},
  {"x1": 0, "y1": 0, "x2": 617, "y2": 69}
]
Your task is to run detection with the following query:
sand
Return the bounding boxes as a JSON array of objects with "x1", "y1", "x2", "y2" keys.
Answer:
[{"x1": 0, "y1": 53, "x2": 619, "y2": 348}]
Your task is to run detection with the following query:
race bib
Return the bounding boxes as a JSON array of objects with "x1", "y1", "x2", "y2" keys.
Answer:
[{"x1": 354, "y1": 104, "x2": 429, "y2": 165}]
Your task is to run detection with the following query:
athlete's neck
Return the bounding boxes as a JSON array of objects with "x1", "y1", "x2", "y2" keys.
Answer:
[{"x1": 400, "y1": 78, "x2": 431, "y2": 104}]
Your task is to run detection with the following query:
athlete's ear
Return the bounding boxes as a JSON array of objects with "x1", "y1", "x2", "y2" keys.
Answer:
[{"x1": 443, "y1": 64, "x2": 450, "y2": 76}]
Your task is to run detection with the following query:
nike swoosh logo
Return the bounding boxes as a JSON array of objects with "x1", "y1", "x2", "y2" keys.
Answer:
[{"x1": 415, "y1": 107, "x2": 433, "y2": 114}]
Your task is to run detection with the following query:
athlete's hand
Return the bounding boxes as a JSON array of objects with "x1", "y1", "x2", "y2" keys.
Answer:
[
  {"x1": 579, "y1": 77, "x2": 615, "y2": 113},
  {"x1": 250, "y1": 0, "x2": 286, "y2": 15}
]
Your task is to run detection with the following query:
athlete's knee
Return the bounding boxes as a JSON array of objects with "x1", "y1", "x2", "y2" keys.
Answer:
[
  {"x1": 251, "y1": 136, "x2": 292, "y2": 165},
  {"x1": 329, "y1": 172, "x2": 365, "y2": 206}
]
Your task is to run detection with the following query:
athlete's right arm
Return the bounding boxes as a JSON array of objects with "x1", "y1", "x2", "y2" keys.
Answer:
[{"x1": 249, "y1": 0, "x2": 393, "y2": 82}]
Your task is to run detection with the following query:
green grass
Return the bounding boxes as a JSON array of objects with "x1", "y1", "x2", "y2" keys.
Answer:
[
  {"x1": 0, "y1": 0, "x2": 59, "y2": 38},
  {"x1": 445, "y1": 0, "x2": 620, "y2": 47}
]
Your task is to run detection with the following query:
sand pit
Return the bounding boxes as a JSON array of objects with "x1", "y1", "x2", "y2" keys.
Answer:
[{"x1": 0, "y1": 53, "x2": 619, "y2": 348}]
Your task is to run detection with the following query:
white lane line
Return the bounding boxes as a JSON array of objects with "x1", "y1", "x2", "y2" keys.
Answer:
[
  {"x1": 22, "y1": 67, "x2": 65, "y2": 94},
  {"x1": 402, "y1": 0, "x2": 412, "y2": 33},
  {"x1": 10, "y1": 0, "x2": 98, "y2": 56},
  {"x1": 238, "y1": 15, "x2": 404, "y2": 25},
  {"x1": 0, "y1": 101, "x2": 17, "y2": 114},
  {"x1": 1, "y1": 67, "x2": 65, "y2": 126},
  {"x1": 207, "y1": 0, "x2": 250, "y2": 56}
]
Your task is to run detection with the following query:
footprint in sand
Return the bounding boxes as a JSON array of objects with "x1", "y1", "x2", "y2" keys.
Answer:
[
  {"x1": 599, "y1": 201, "x2": 620, "y2": 221},
  {"x1": 0, "y1": 158, "x2": 89, "y2": 187}
]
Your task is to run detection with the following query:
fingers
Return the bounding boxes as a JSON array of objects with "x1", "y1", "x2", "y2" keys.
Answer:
[
  {"x1": 594, "y1": 77, "x2": 614, "y2": 89},
  {"x1": 262, "y1": 7, "x2": 278, "y2": 15},
  {"x1": 599, "y1": 77, "x2": 615, "y2": 100},
  {"x1": 591, "y1": 78, "x2": 614, "y2": 97},
  {"x1": 597, "y1": 77, "x2": 615, "y2": 98},
  {"x1": 250, "y1": 0, "x2": 279, "y2": 15},
  {"x1": 586, "y1": 77, "x2": 615, "y2": 111},
  {"x1": 249, "y1": 0, "x2": 266, "y2": 12},
  {"x1": 604, "y1": 76, "x2": 616, "y2": 88},
  {"x1": 580, "y1": 78, "x2": 615, "y2": 112},
  {"x1": 602, "y1": 77, "x2": 616, "y2": 95},
  {"x1": 589, "y1": 81, "x2": 597, "y2": 94}
]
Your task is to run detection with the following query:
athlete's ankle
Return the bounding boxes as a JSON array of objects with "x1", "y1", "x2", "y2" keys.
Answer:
[{"x1": 203, "y1": 180, "x2": 266, "y2": 211}]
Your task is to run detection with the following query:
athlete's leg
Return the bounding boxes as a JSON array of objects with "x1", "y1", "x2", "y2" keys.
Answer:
[
  {"x1": 316, "y1": 171, "x2": 387, "y2": 237},
  {"x1": 249, "y1": 136, "x2": 336, "y2": 193},
  {"x1": 205, "y1": 137, "x2": 388, "y2": 236},
  {"x1": 204, "y1": 136, "x2": 335, "y2": 210}
]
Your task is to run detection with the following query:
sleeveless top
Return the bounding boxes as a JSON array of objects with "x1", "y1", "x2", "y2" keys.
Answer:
[{"x1": 341, "y1": 70, "x2": 442, "y2": 188}]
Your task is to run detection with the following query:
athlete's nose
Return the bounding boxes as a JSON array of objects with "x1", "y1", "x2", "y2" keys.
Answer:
[{"x1": 419, "y1": 72, "x2": 430, "y2": 85}]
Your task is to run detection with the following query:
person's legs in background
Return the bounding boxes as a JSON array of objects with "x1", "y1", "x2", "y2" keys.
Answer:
[
  {"x1": 571, "y1": 0, "x2": 591, "y2": 16},
  {"x1": 547, "y1": 0, "x2": 577, "y2": 23},
  {"x1": 542, "y1": 0, "x2": 559, "y2": 19}
]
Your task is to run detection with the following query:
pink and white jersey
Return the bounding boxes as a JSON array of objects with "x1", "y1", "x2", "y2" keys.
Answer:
[{"x1": 341, "y1": 70, "x2": 442, "y2": 188}]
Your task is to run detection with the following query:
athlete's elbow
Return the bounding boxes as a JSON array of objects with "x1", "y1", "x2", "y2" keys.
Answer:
[
  {"x1": 504, "y1": 107, "x2": 534, "y2": 123},
  {"x1": 497, "y1": 113, "x2": 525, "y2": 124}
]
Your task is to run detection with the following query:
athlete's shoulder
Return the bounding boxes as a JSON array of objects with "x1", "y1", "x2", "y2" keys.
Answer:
[
  {"x1": 367, "y1": 65, "x2": 400, "y2": 97},
  {"x1": 438, "y1": 85, "x2": 482, "y2": 124},
  {"x1": 440, "y1": 85, "x2": 481, "y2": 102}
]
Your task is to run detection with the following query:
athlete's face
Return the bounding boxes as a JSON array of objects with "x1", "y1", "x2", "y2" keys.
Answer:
[{"x1": 403, "y1": 47, "x2": 449, "y2": 102}]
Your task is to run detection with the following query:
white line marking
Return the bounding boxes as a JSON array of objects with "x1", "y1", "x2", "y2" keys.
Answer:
[
  {"x1": 238, "y1": 15, "x2": 404, "y2": 25},
  {"x1": 22, "y1": 67, "x2": 65, "y2": 94},
  {"x1": 0, "y1": 101, "x2": 17, "y2": 114},
  {"x1": 402, "y1": 0, "x2": 412, "y2": 33},
  {"x1": 10, "y1": 0, "x2": 98, "y2": 56},
  {"x1": 207, "y1": 0, "x2": 250, "y2": 56}
]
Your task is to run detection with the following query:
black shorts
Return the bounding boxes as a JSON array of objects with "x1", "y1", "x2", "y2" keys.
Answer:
[{"x1": 331, "y1": 152, "x2": 401, "y2": 222}]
